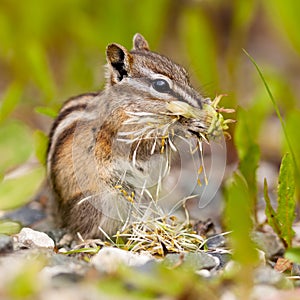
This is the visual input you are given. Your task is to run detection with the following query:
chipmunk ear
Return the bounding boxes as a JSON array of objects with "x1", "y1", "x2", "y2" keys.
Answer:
[
  {"x1": 133, "y1": 33, "x2": 149, "y2": 51},
  {"x1": 106, "y1": 43, "x2": 133, "y2": 85}
]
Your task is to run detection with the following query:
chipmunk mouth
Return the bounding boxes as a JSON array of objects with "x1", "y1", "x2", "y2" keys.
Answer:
[
  {"x1": 180, "y1": 117, "x2": 207, "y2": 131},
  {"x1": 117, "y1": 95, "x2": 233, "y2": 157},
  {"x1": 187, "y1": 129, "x2": 206, "y2": 139},
  {"x1": 165, "y1": 97, "x2": 234, "y2": 142}
]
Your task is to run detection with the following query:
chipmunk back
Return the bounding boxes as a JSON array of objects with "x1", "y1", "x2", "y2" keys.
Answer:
[{"x1": 47, "y1": 33, "x2": 210, "y2": 239}]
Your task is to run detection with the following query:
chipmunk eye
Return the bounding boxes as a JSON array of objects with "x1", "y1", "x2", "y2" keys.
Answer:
[{"x1": 152, "y1": 79, "x2": 171, "y2": 93}]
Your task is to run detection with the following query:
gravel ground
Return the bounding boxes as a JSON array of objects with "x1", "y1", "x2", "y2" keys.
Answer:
[{"x1": 0, "y1": 226, "x2": 299, "y2": 300}]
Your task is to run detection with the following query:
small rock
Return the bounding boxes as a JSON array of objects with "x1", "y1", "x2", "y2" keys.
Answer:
[
  {"x1": 252, "y1": 231, "x2": 284, "y2": 259},
  {"x1": 134, "y1": 260, "x2": 159, "y2": 274},
  {"x1": 163, "y1": 252, "x2": 217, "y2": 270},
  {"x1": 196, "y1": 269, "x2": 211, "y2": 277},
  {"x1": 207, "y1": 250, "x2": 232, "y2": 269},
  {"x1": 16, "y1": 228, "x2": 55, "y2": 249},
  {"x1": 51, "y1": 273, "x2": 83, "y2": 287},
  {"x1": 254, "y1": 266, "x2": 293, "y2": 289},
  {"x1": 292, "y1": 263, "x2": 300, "y2": 276},
  {"x1": 1, "y1": 205, "x2": 45, "y2": 226},
  {"x1": 41, "y1": 266, "x2": 85, "y2": 285},
  {"x1": 224, "y1": 260, "x2": 240, "y2": 274},
  {"x1": 0, "y1": 234, "x2": 13, "y2": 253},
  {"x1": 206, "y1": 234, "x2": 226, "y2": 249},
  {"x1": 40, "y1": 253, "x2": 89, "y2": 284},
  {"x1": 91, "y1": 247, "x2": 153, "y2": 273},
  {"x1": 46, "y1": 229, "x2": 70, "y2": 246}
]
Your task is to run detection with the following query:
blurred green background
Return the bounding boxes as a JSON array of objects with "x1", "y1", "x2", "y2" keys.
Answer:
[{"x1": 1, "y1": 0, "x2": 300, "y2": 211}]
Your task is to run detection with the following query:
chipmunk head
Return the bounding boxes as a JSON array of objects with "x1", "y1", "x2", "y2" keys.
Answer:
[{"x1": 105, "y1": 33, "x2": 203, "y2": 109}]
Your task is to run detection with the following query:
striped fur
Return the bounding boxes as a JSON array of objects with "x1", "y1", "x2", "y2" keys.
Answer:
[{"x1": 47, "y1": 33, "x2": 206, "y2": 239}]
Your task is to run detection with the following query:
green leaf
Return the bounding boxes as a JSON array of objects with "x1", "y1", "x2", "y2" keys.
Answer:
[
  {"x1": 0, "y1": 221, "x2": 21, "y2": 235},
  {"x1": 0, "y1": 82, "x2": 22, "y2": 123},
  {"x1": 34, "y1": 130, "x2": 49, "y2": 166},
  {"x1": 285, "y1": 247, "x2": 300, "y2": 263},
  {"x1": 277, "y1": 153, "x2": 296, "y2": 248},
  {"x1": 264, "y1": 178, "x2": 282, "y2": 242},
  {"x1": 224, "y1": 172, "x2": 258, "y2": 265},
  {"x1": 0, "y1": 166, "x2": 44, "y2": 210},
  {"x1": 286, "y1": 111, "x2": 300, "y2": 184}
]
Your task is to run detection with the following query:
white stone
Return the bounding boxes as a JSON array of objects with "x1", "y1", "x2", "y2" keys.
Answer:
[
  {"x1": 16, "y1": 228, "x2": 55, "y2": 249},
  {"x1": 91, "y1": 247, "x2": 153, "y2": 273},
  {"x1": 196, "y1": 269, "x2": 211, "y2": 278}
]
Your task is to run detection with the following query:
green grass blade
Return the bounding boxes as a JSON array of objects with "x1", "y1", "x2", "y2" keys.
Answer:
[{"x1": 243, "y1": 49, "x2": 299, "y2": 177}]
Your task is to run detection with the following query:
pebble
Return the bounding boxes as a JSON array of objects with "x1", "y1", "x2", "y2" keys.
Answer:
[
  {"x1": 292, "y1": 263, "x2": 300, "y2": 276},
  {"x1": 196, "y1": 269, "x2": 211, "y2": 278},
  {"x1": 0, "y1": 234, "x2": 13, "y2": 253},
  {"x1": 254, "y1": 266, "x2": 293, "y2": 289},
  {"x1": 206, "y1": 234, "x2": 227, "y2": 249},
  {"x1": 252, "y1": 231, "x2": 284, "y2": 259},
  {"x1": 16, "y1": 227, "x2": 55, "y2": 249},
  {"x1": 207, "y1": 250, "x2": 232, "y2": 269},
  {"x1": 2, "y1": 205, "x2": 45, "y2": 226},
  {"x1": 163, "y1": 252, "x2": 217, "y2": 270},
  {"x1": 41, "y1": 265, "x2": 85, "y2": 285},
  {"x1": 91, "y1": 247, "x2": 154, "y2": 273},
  {"x1": 0, "y1": 226, "x2": 294, "y2": 299}
]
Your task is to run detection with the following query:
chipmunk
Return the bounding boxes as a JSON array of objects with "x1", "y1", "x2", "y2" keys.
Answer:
[{"x1": 47, "y1": 33, "x2": 217, "y2": 239}]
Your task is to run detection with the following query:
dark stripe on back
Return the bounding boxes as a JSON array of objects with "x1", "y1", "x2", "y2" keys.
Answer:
[
  {"x1": 49, "y1": 122, "x2": 77, "y2": 197},
  {"x1": 47, "y1": 92, "x2": 99, "y2": 154},
  {"x1": 47, "y1": 104, "x2": 87, "y2": 155}
]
